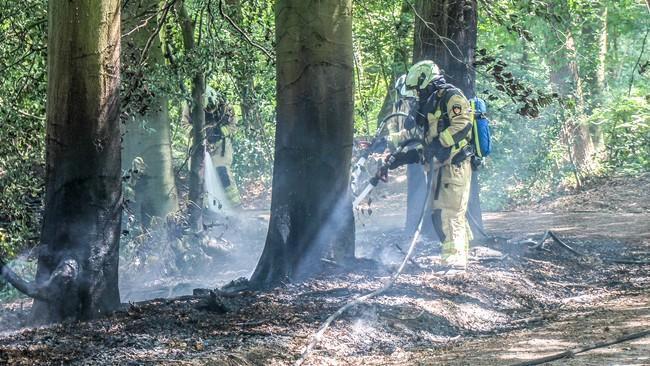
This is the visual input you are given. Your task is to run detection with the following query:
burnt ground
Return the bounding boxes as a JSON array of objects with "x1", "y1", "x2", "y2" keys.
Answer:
[{"x1": 0, "y1": 169, "x2": 649, "y2": 365}]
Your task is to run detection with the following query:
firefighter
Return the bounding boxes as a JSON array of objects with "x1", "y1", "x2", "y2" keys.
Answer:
[
  {"x1": 204, "y1": 87, "x2": 241, "y2": 208},
  {"x1": 387, "y1": 60, "x2": 474, "y2": 271},
  {"x1": 386, "y1": 75, "x2": 435, "y2": 237}
]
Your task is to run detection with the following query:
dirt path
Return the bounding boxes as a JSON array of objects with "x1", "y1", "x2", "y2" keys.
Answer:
[
  {"x1": 1, "y1": 172, "x2": 649, "y2": 365},
  {"x1": 404, "y1": 295, "x2": 650, "y2": 365}
]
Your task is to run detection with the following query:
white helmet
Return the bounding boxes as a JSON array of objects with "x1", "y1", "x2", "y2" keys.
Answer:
[
  {"x1": 405, "y1": 60, "x2": 442, "y2": 91},
  {"x1": 394, "y1": 74, "x2": 416, "y2": 99}
]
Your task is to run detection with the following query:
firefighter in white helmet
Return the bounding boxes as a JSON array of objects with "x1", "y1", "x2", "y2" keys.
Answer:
[{"x1": 387, "y1": 60, "x2": 474, "y2": 271}]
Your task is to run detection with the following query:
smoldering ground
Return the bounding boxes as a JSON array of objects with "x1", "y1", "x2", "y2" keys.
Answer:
[
  {"x1": 118, "y1": 208, "x2": 269, "y2": 302},
  {"x1": 1, "y1": 166, "x2": 649, "y2": 365}
]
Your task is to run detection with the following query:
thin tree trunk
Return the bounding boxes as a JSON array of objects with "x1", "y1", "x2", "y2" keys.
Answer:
[
  {"x1": 587, "y1": 6, "x2": 607, "y2": 150},
  {"x1": 550, "y1": 29, "x2": 595, "y2": 179},
  {"x1": 251, "y1": 0, "x2": 354, "y2": 287},
  {"x1": 176, "y1": 0, "x2": 206, "y2": 233},
  {"x1": 32, "y1": 0, "x2": 122, "y2": 323},
  {"x1": 123, "y1": 0, "x2": 179, "y2": 227}
]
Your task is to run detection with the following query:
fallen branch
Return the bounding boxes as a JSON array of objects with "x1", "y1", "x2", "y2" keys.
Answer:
[
  {"x1": 603, "y1": 258, "x2": 650, "y2": 265},
  {"x1": 548, "y1": 231, "x2": 583, "y2": 257},
  {"x1": 510, "y1": 329, "x2": 650, "y2": 366}
]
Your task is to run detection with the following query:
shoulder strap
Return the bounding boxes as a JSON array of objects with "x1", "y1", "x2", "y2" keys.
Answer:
[{"x1": 438, "y1": 86, "x2": 463, "y2": 114}]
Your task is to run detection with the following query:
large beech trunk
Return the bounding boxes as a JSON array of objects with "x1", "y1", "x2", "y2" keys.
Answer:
[
  {"x1": 31, "y1": 0, "x2": 122, "y2": 323},
  {"x1": 413, "y1": 0, "x2": 478, "y2": 97},
  {"x1": 251, "y1": 0, "x2": 355, "y2": 287}
]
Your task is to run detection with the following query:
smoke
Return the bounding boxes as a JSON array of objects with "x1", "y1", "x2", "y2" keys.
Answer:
[
  {"x1": 294, "y1": 186, "x2": 355, "y2": 278},
  {"x1": 119, "y1": 153, "x2": 269, "y2": 301},
  {"x1": 119, "y1": 202, "x2": 269, "y2": 301}
]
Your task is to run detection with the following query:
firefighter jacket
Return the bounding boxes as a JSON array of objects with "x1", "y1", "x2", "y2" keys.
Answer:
[
  {"x1": 388, "y1": 85, "x2": 473, "y2": 167},
  {"x1": 419, "y1": 86, "x2": 473, "y2": 164}
]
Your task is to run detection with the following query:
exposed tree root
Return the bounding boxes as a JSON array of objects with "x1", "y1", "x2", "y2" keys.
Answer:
[
  {"x1": 525, "y1": 230, "x2": 550, "y2": 250},
  {"x1": 525, "y1": 230, "x2": 584, "y2": 258},
  {"x1": 510, "y1": 329, "x2": 650, "y2": 366},
  {"x1": 0, "y1": 258, "x2": 79, "y2": 303}
]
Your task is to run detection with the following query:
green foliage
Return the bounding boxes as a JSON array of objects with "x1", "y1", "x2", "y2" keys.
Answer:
[
  {"x1": 352, "y1": 0, "x2": 413, "y2": 135},
  {"x1": 0, "y1": 0, "x2": 47, "y2": 258},
  {"x1": 0, "y1": 0, "x2": 649, "y2": 268},
  {"x1": 591, "y1": 93, "x2": 650, "y2": 173},
  {"x1": 476, "y1": 0, "x2": 650, "y2": 210}
]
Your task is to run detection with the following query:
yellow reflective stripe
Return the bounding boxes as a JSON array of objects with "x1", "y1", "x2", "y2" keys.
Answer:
[
  {"x1": 471, "y1": 99, "x2": 482, "y2": 158},
  {"x1": 451, "y1": 139, "x2": 468, "y2": 155},
  {"x1": 439, "y1": 129, "x2": 455, "y2": 147}
]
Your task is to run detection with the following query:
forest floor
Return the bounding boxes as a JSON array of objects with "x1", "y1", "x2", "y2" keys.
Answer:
[{"x1": 0, "y1": 169, "x2": 649, "y2": 365}]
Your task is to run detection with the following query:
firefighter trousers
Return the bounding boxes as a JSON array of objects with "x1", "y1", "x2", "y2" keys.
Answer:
[
  {"x1": 429, "y1": 158, "x2": 473, "y2": 268},
  {"x1": 210, "y1": 137, "x2": 241, "y2": 207}
]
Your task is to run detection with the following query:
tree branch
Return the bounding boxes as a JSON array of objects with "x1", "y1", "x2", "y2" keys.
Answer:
[
  {"x1": 217, "y1": 0, "x2": 275, "y2": 61},
  {"x1": 138, "y1": 0, "x2": 177, "y2": 66},
  {"x1": 628, "y1": 27, "x2": 649, "y2": 96},
  {"x1": 510, "y1": 329, "x2": 650, "y2": 366}
]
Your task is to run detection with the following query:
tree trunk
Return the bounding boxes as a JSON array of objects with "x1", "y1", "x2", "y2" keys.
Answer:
[
  {"x1": 581, "y1": 5, "x2": 607, "y2": 150},
  {"x1": 32, "y1": 0, "x2": 122, "y2": 323},
  {"x1": 549, "y1": 27, "x2": 595, "y2": 181},
  {"x1": 122, "y1": 0, "x2": 179, "y2": 227},
  {"x1": 250, "y1": 0, "x2": 354, "y2": 287},
  {"x1": 176, "y1": 1, "x2": 206, "y2": 233},
  {"x1": 413, "y1": 0, "x2": 477, "y2": 97},
  {"x1": 412, "y1": 0, "x2": 483, "y2": 232}
]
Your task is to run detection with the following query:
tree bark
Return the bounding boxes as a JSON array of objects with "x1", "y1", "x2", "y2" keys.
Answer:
[
  {"x1": 176, "y1": 0, "x2": 206, "y2": 233},
  {"x1": 412, "y1": 0, "x2": 483, "y2": 232},
  {"x1": 122, "y1": 0, "x2": 179, "y2": 227},
  {"x1": 548, "y1": 24, "x2": 595, "y2": 181},
  {"x1": 251, "y1": 0, "x2": 355, "y2": 287},
  {"x1": 581, "y1": 6, "x2": 607, "y2": 150},
  {"x1": 31, "y1": 0, "x2": 122, "y2": 323},
  {"x1": 413, "y1": 0, "x2": 477, "y2": 97}
]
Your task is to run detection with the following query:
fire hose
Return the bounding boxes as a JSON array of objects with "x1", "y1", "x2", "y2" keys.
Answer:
[{"x1": 296, "y1": 151, "x2": 434, "y2": 366}]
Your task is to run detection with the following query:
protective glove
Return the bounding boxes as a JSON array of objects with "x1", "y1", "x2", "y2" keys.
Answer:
[
  {"x1": 376, "y1": 164, "x2": 389, "y2": 182},
  {"x1": 387, "y1": 149, "x2": 420, "y2": 169},
  {"x1": 369, "y1": 136, "x2": 388, "y2": 153}
]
